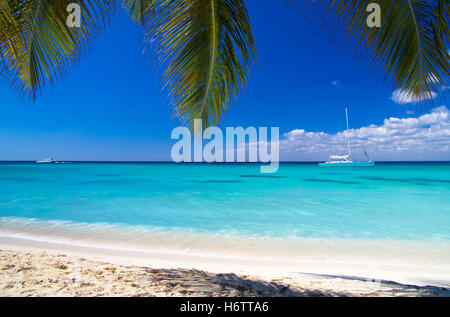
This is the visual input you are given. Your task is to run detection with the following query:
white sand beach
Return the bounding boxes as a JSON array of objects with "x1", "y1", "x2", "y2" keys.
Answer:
[{"x1": 1, "y1": 236, "x2": 450, "y2": 297}]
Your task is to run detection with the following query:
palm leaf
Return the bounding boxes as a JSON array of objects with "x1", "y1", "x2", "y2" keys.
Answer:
[
  {"x1": 0, "y1": 0, "x2": 117, "y2": 99},
  {"x1": 313, "y1": 0, "x2": 449, "y2": 102},
  {"x1": 148, "y1": 0, "x2": 256, "y2": 129},
  {"x1": 432, "y1": 0, "x2": 449, "y2": 60},
  {"x1": 0, "y1": 1, "x2": 19, "y2": 71},
  {"x1": 123, "y1": 0, "x2": 153, "y2": 27},
  {"x1": 0, "y1": 2, "x2": 15, "y2": 35}
]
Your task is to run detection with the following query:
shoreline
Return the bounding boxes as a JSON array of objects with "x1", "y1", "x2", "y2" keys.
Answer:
[
  {"x1": 1, "y1": 217, "x2": 450, "y2": 287},
  {"x1": 1, "y1": 235, "x2": 450, "y2": 296}
]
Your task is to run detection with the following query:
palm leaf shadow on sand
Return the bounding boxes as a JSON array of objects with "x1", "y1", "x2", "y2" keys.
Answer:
[
  {"x1": 295, "y1": 272, "x2": 450, "y2": 297},
  {"x1": 145, "y1": 269, "x2": 337, "y2": 296},
  {"x1": 146, "y1": 268, "x2": 450, "y2": 297}
]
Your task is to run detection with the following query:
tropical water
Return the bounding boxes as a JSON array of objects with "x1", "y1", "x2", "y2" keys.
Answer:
[
  {"x1": 1, "y1": 162, "x2": 449, "y2": 238},
  {"x1": 0, "y1": 162, "x2": 449, "y2": 268}
]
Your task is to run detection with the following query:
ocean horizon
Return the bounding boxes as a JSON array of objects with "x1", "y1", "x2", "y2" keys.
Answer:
[{"x1": 2, "y1": 161, "x2": 450, "y2": 163}]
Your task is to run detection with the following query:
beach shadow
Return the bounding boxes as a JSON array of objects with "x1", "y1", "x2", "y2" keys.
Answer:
[
  {"x1": 294, "y1": 272, "x2": 450, "y2": 297},
  {"x1": 143, "y1": 269, "x2": 450, "y2": 297},
  {"x1": 143, "y1": 269, "x2": 339, "y2": 297}
]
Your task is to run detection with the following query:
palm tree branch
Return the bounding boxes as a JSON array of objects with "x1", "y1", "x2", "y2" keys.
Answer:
[
  {"x1": 202, "y1": 0, "x2": 218, "y2": 124},
  {"x1": 148, "y1": 0, "x2": 256, "y2": 129},
  {"x1": 0, "y1": 0, "x2": 117, "y2": 99},
  {"x1": 308, "y1": 0, "x2": 449, "y2": 102},
  {"x1": 123, "y1": 0, "x2": 153, "y2": 26}
]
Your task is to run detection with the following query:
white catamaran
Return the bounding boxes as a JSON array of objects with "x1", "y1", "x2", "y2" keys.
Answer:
[
  {"x1": 36, "y1": 157, "x2": 57, "y2": 164},
  {"x1": 319, "y1": 108, "x2": 374, "y2": 167}
]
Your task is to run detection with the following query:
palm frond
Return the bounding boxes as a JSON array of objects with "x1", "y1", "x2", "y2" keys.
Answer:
[
  {"x1": 0, "y1": 1, "x2": 15, "y2": 34},
  {"x1": 314, "y1": 0, "x2": 449, "y2": 102},
  {"x1": 432, "y1": 0, "x2": 449, "y2": 60},
  {"x1": 123, "y1": 0, "x2": 153, "y2": 27},
  {"x1": 149, "y1": 0, "x2": 256, "y2": 129},
  {"x1": 0, "y1": 0, "x2": 117, "y2": 99}
]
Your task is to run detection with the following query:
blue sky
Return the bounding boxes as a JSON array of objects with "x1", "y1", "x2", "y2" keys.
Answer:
[{"x1": 0, "y1": 1, "x2": 448, "y2": 161}]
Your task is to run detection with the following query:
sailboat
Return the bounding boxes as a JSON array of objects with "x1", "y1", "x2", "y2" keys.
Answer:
[
  {"x1": 36, "y1": 157, "x2": 57, "y2": 164},
  {"x1": 318, "y1": 108, "x2": 374, "y2": 167}
]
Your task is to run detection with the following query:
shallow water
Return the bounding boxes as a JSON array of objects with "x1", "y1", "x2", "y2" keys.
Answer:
[{"x1": 0, "y1": 162, "x2": 449, "y2": 242}]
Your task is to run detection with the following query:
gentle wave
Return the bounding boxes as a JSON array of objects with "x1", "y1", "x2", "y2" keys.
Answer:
[{"x1": 1, "y1": 217, "x2": 450, "y2": 268}]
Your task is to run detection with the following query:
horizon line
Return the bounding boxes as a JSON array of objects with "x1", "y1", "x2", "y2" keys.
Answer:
[{"x1": 1, "y1": 160, "x2": 450, "y2": 164}]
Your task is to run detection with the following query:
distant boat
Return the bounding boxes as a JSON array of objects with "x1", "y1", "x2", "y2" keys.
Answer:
[
  {"x1": 36, "y1": 158, "x2": 57, "y2": 164},
  {"x1": 319, "y1": 108, "x2": 374, "y2": 167}
]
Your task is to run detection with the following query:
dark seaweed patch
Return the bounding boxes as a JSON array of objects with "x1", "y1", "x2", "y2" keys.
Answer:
[
  {"x1": 239, "y1": 175, "x2": 288, "y2": 179},
  {"x1": 361, "y1": 176, "x2": 450, "y2": 184},
  {"x1": 96, "y1": 174, "x2": 120, "y2": 177},
  {"x1": 0, "y1": 177, "x2": 44, "y2": 182},
  {"x1": 73, "y1": 179, "x2": 150, "y2": 185},
  {"x1": 188, "y1": 180, "x2": 244, "y2": 184},
  {"x1": 303, "y1": 178, "x2": 360, "y2": 185}
]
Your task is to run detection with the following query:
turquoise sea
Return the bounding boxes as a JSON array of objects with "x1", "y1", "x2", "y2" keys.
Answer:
[
  {"x1": 0, "y1": 162, "x2": 449, "y2": 242},
  {"x1": 1, "y1": 161, "x2": 450, "y2": 282}
]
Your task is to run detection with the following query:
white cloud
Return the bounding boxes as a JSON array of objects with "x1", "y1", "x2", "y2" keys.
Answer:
[
  {"x1": 391, "y1": 74, "x2": 449, "y2": 104},
  {"x1": 331, "y1": 80, "x2": 341, "y2": 87},
  {"x1": 280, "y1": 106, "x2": 450, "y2": 161},
  {"x1": 391, "y1": 88, "x2": 437, "y2": 104}
]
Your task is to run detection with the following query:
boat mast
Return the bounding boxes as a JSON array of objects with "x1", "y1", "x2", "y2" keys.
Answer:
[
  {"x1": 345, "y1": 107, "x2": 351, "y2": 157},
  {"x1": 362, "y1": 145, "x2": 370, "y2": 162}
]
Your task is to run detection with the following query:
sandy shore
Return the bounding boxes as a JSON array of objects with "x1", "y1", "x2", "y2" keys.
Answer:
[{"x1": 1, "y1": 246, "x2": 449, "y2": 297}]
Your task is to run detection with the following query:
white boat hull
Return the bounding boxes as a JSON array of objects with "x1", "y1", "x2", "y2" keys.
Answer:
[{"x1": 318, "y1": 161, "x2": 375, "y2": 167}]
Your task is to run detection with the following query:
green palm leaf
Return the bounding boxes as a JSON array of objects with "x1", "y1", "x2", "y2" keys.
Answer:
[
  {"x1": 432, "y1": 0, "x2": 449, "y2": 58},
  {"x1": 0, "y1": 0, "x2": 116, "y2": 99},
  {"x1": 123, "y1": 0, "x2": 153, "y2": 26},
  {"x1": 148, "y1": 0, "x2": 256, "y2": 129},
  {"x1": 0, "y1": 2, "x2": 16, "y2": 69},
  {"x1": 0, "y1": 1, "x2": 15, "y2": 35},
  {"x1": 316, "y1": 0, "x2": 449, "y2": 102}
]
